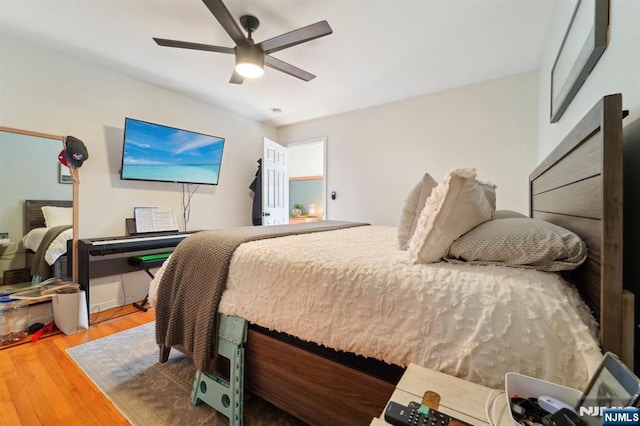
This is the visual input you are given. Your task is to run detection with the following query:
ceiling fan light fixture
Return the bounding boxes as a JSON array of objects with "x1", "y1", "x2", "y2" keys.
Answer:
[
  {"x1": 235, "y1": 45, "x2": 264, "y2": 79},
  {"x1": 236, "y1": 62, "x2": 264, "y2": 78}
]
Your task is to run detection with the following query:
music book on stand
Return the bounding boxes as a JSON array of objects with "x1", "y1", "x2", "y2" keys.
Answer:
[{"x1": 132, "y1": 207, "x2": 178, "y2": 234}]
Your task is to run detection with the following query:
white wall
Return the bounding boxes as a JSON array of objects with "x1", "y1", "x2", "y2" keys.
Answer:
[
  {"x1": 537, "y1": 0, "x2": 640, "y2": 160},
  {"x1": 289, "y1": 142, "x2": 324, "y2": 178},
  {"x1": 1, "y1": 34, "x2": 274, "y2": 311},
  {"x1": 277, "y1": 71, "x2": 539, "y2": 226},
  {"x1": 1, "y1": 35, "x2": 275, "y2": 238}
]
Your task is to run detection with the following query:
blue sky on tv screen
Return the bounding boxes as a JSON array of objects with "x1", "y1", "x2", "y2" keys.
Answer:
[{"x1": 123, "y1": 119, "x2": 224, "y2": 166}]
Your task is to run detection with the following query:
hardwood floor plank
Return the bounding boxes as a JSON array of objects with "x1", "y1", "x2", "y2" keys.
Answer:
[
  {"x1": 11, "y1": 348, "x2": 76, "y2": 422},
  {"x1": 0, "y1": 306, "x2": 155, "y2": 425},
  {"x1": 0, "y1": 359, "x2": 24, "y2": 426},
  {"x1": 1, "y1": 377, "x2": 39, "y2": 426}
]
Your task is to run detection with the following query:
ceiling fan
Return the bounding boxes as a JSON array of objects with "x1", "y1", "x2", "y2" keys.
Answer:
[{"x1": 153, "y1": 0, "x2": 333, "y2": 84}]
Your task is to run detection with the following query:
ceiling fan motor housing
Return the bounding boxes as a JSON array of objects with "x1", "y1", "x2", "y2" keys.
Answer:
[
  {"x1": 235, "y1": 44, "x2": 264, "y2": 78},
  {"x1": 235, "y1": 45, "x2": 264, "y2": 67}
]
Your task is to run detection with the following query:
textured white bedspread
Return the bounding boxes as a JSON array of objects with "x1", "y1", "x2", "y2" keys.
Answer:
[
  {"x1": 21, "y1": 227, "x2": 72, "y2": 265},
  {"x1": 151, "y1": 226, "x2": 603, "y2": 390}
]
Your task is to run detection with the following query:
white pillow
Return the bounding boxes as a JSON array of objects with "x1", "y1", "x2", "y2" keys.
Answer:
[
  {"x1": 41, "y1": 206, "x2": 73, "y2": 227},
  {"x1": 397, "y1": 173, "x2": 438, "y2": 250},
  {"x1": 408, "y1": 168, "x2": 496, "y2": 264}
]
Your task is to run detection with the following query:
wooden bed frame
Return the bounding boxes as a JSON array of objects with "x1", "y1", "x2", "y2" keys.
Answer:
[
  {"x1": 24, "y1": 199, "x2": 73, "y2": 279},
  {"x1": 530, "y1": 94, "x2": 633, "y2": 365},
  {"x1": 165, "y1": 95, "x2": 633, "y2": 425}
]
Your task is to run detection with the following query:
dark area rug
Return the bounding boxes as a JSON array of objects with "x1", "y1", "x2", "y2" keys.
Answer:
[{"x1": 66, "y1": 321, "x2": 306, "y2": 425}]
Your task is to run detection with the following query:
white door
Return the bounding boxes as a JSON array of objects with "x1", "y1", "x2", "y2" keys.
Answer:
[{"x1": 262, "y1": 137, "x2": 289, "y2": 226}]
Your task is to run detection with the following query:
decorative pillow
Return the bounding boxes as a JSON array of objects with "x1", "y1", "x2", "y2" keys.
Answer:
[
  {"x1": 495, "y1": 210, "x2": 527, "y2": 219},
  {"x1": 408, "y1": 168, "x2": 496, "y2": 264},
  {"x1": 42, "y1": 206, "x2": 73, "y2": 227},
  {"x1": 397, "y1": 173, "x2": 438, "y2": 250},
  {"x1": 445, "y1": 218, "x2": 587, "y2": 271}
]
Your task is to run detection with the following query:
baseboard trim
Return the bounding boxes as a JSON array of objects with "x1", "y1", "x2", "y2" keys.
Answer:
[{"x1": 89, "y1": 299, "x2": 121, "y2": 316}]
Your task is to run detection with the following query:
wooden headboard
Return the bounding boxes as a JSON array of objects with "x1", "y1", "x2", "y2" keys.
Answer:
[
  {"x1": 529, "y1": 94, "x2": 627, "y2": 360},
  {"x1": 24, "y1": 199, "x2": 73, "y2": 234}
]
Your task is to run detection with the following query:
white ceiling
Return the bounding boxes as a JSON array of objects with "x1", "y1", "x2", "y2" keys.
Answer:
[{"x1": 0, "y1": 0, "x2": 559, "y2": 127}]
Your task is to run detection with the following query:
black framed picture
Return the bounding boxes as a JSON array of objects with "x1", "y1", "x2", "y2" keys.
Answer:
[{"x1": 550, "y1": 0, "x2": 609, "y2": 123}]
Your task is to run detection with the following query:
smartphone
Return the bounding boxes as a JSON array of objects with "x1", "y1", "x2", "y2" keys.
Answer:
[{"x1": 575, "y1": 352, "x2": 640, "y2": 426}]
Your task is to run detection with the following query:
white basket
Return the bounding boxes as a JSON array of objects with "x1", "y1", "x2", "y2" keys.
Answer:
[{"x1": 505, "y1": 372, "x2": 583, "y2": 425}]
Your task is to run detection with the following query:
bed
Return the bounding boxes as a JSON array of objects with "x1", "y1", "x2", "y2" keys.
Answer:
[
  {"x1": 22, "y1": 199, "x2": 73, "y2": 280},
  {"x1": 151, "y1": 94, "x2": 633, "y2": 425}
]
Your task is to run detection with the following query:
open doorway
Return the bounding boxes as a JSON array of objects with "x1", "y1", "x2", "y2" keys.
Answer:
[{"x1": 288, "y1": 138, "x2": 326, "y2": 223}]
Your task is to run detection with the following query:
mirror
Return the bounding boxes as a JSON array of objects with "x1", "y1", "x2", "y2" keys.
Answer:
[{"x1": 0, "y1": 126, "x2": 72, "y2": 286}]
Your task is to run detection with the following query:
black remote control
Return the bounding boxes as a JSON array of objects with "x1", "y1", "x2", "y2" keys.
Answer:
[{"x1": 384, "y1": 401, "x2": 471, "y2": 426}]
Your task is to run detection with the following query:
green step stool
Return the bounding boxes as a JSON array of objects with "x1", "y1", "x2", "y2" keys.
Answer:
[{"x1": 191, "y1": 314, "x2": 248, "y2": 425}]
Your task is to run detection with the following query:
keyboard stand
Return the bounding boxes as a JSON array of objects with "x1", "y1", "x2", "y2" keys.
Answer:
[
  {"x1": 132, "y1": 268, "x2": 154, "y2": 312},
  {"x1": 75, "y1": 231, "x2": 196, "y2": 324},
  {"x1": 128, "y1": 254, "x2": 171, "y2": 312}
]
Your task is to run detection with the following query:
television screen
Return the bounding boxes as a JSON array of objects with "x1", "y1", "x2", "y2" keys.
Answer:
[{"x1": 120, "y1": 117, "x2": 225, "y2": 185}]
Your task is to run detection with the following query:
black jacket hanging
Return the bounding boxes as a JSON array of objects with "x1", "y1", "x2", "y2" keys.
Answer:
[{"x1": 249, "y1": 159, "x2": 262, "y2": 225}]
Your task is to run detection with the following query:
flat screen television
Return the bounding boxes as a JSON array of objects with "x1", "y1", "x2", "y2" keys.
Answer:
[{"x1": 120, "y1": 117, "x2": 225, "y2": 185}]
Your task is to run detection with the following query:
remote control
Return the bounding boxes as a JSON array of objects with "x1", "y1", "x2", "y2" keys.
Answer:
[{"x1": 384, "y1": 401, "x2": 471, "y2": 426}]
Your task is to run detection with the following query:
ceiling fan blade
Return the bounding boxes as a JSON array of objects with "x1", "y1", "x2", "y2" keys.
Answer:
[
  {"x1": 258, "y1": 21, "x2": 332, "y2": 55},
  {"x1": 201, "y1": 0, "x2": 249, "y2": 46},
  {"x1": 264, "y1": 55, "x2": 315, "y2": 81},
  {"x1": 229, "y1": 71, "x2": 244, "y2": 84},
  {"x1": 153, "y1": 38, "x2": 234, "y2": 54}
]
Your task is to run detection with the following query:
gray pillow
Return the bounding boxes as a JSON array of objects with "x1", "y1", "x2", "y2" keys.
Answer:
[
  {"x1": 397, "y1": 173, "x2": 437, "y2": 250},
  {"x1": 494, "y1": 210, "x2": 527, "y2": 219},
  {"x1": 444, "y1": 218, "x2": 587, "y2": 271}
]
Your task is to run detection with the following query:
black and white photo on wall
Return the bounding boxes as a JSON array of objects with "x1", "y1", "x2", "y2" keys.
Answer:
[
  {"x1": 59, "y1": 162, "x2": 72, "y2": 184},
  {"x1": 550, "y1": 0, "x2": 609, "y2": 123}
]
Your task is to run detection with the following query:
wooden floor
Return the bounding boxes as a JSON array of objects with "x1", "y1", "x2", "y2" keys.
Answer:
[{"x1": 0, "y1": 306, "x2": 155, "y2": 426}]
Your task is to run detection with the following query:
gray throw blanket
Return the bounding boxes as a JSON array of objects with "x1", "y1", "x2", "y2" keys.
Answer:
[
  {"x1": 30, "y1": 225, "x2": 72, "y2": 282},
  {"x1": 155, "y1": 221, "x2": 368, "y2": 372}
]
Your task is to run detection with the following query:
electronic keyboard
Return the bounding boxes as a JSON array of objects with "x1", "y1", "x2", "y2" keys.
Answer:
[{"x1": 88, "y1": 232, "x2": 195, "y2": 246}]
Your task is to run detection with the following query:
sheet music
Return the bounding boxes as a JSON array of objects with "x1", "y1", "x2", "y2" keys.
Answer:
[{"x1": 134, "y1": 207, "x2": 178, "y2": 233}]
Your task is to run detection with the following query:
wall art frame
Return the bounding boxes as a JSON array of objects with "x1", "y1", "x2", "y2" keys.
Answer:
[
  {"x1": 59, "y1": 162, "x2": 73, "y2": 184},
  {"x1": 550, "y1": 0, "x2": 609, "y2": 123}
]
